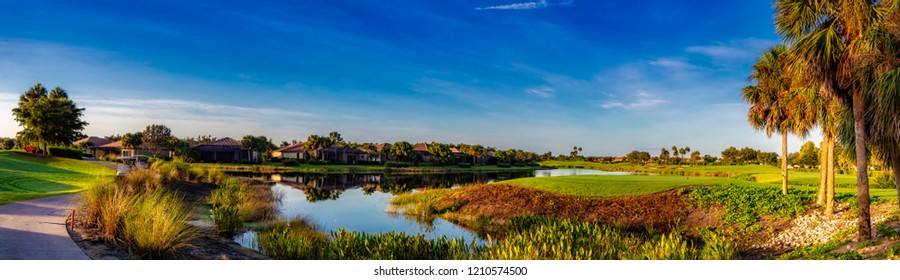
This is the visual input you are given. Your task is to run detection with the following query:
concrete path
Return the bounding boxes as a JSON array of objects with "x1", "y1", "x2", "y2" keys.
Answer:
[{"x1": 0, "y1": 194, "x2": 89, "y2": 260}]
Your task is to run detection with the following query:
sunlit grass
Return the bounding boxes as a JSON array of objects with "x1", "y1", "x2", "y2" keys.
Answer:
[{"x1": 0, "y1": 151, "x2": 114, "y2": 205}]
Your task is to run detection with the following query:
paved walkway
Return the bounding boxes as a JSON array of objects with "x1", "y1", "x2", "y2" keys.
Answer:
[{"x1": 0, "y1": 194, "x2": 89, "y2": 260}]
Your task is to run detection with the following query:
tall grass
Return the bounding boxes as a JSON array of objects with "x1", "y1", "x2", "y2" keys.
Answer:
[
  {"x1": 78, "y1": 168, "x2": 198, "y2": 259},
  {"x1": 255, "y1": 218, "x2": 479, "y2": 260},
  {"x1": 208, "y1": 177, "x2": 281, "y2": 236},
  {"x1": 252, "y1": 215, "x2": 737, "y2": 260},
  {"x1": 120, "y1": 189, "x2": 197, "y2": 259},
  {"x1": 80, "y1": 179, "x2": 135, "y2": 240}
]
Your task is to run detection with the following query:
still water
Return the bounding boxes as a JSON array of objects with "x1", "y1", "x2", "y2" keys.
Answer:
[{"x1": 233, "y1": 169, "x2": 630, "y2": 248}]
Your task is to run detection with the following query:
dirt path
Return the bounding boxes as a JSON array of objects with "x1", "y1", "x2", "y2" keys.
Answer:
[{"x1": 0, "y1": 193, "x2": 89, "y2": 260}]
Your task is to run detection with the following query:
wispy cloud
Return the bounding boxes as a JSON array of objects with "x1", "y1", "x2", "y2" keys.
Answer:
[
  {"x1": 475, "y1": 0, "x2": 573, "y2": 10},
  {"x1": 685, "y1": 38, "x2": 778, "y2": 65},
  {"x1": 600, "y1": 91, "x2": 666, "y2": 110},
  {"x1": 526, "y1": 86, "x2": 555, "y2": 98}
]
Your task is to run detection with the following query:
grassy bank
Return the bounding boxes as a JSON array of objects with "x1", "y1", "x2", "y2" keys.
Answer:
[
  {"x1": 0, "y1": 151, "x2": 114, "y2": 205},
  {"x1": 193, "y1": 162, "x2": 540, "y2": 174},
  {"x1": 540, "y1": 160, "x2": 860, "y2": 186},
  {"x1": 499, "y1": 174, "x2": 898, "y2": 202},
  {"x1": 501, "y1": 175, "x2": 771, "y2": 197}
]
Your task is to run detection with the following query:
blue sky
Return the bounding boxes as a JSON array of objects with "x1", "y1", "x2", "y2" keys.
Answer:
[{"x1": 0, "y1": 0, "x2": 821, "y2": 156}]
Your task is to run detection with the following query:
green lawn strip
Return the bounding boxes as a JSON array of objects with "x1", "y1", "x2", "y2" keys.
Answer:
[
  {"x1": 499, "y1": 175, "x2": 771, "y2": 197},
  {"x1": 541, "y1": 160, "x2": 866, "y2": 187},
  {"x1": 0, "y1": 151, "x2": 114, "y2": 205}
]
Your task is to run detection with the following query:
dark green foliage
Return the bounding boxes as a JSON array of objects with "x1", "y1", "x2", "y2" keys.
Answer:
[
  {"x1": 876, "y1": 217, "x2": 900, "y2": 238},
  {"x1": 48, "y1": 147, "x2": 83, "y2": 159},
  {"x1": 690, "y1": 184, "x2": 814, "y2": 226},
  {"x1": 777, "y1": 239, "x2": 861, "y2": 260},
  {"x1": 498, "y1": 163, "x2": 511, "y2": 168},
  {"x1": 282, "y1": 159, "x2": 300, "y2": 167},
  {"x1": 456, "y1": 162, "x2": 472, "y2": 168},
  {"x1": 384, "y1": 162, "x2": 411, "y2": 168},
  {"x1": 872, "y1": 172, "x2": 896, "y2": 189}
]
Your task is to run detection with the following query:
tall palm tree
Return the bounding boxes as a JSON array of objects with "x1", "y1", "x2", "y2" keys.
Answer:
[
  {"x1": 743, "y1": 45, "x2": 815, "y2": 196},
  {"x1": 775, "y1": 0, "x2": 882, "y2": 240}
]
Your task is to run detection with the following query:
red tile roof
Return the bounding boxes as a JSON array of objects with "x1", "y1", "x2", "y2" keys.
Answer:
[
  {"x1": 193, "y1": 137, "x2": 244, "y2": 152},
  {"x1": 274, "y1": 142, "x2": 306, "y2": 153},
  {"x1": 74, "y1": 136, "x2": 113, "y2": 147},
  {"x1": 413, "y1": 143, "x2": 429, "y2": 152},
  {"x1": 97, "y1": 140, "x2": 122, "y2": 149}
]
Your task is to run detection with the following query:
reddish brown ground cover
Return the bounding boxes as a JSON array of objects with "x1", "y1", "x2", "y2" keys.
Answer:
[{"x1": 434, "y1": 183, "x2": 696, "y2": 231}]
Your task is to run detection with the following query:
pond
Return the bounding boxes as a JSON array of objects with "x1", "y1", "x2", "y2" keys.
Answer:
[{"x1": 232, "y1": 169, "x2": 630, "y2": 249}]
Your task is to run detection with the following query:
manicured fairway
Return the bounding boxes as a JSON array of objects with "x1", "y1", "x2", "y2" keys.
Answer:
[
  {"x1": 0, "y1": 151, "x2": 114, "y2": 205},
  {"x1": 500, "y1": 175, "x2": 769, "y2": 197}
]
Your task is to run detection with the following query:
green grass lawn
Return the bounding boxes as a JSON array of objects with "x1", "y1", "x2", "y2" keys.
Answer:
[
  {"x1": 0, "y1": 151, "x2": 114, "y2": 205},
  {"x1": 500, "y1": 175, "x2": 771, "y2": 197},
  {"x1": 541, "y1": 160, "x2": 864, "y2": 187}
]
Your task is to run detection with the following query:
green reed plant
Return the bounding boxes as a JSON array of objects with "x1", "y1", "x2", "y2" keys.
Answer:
[{"x1": 120, "y1": 189, "x2": 197, "y2": 259}]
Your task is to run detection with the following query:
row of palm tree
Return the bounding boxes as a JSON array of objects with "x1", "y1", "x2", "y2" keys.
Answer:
[{"x1": 744, "y1": 0, "x2": 900, "y2": 241}]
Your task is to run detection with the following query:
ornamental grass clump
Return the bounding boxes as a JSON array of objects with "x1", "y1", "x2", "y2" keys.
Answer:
[{"x1": 120, "y1": 189, "x2": 197, "y2": 259}]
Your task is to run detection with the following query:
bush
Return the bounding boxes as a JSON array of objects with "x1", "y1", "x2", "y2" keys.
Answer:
[
  {"x1": 282, "y1": 159, "x2": 300, "y2": 167},
  {"x1": 497, "y1": 163, "x2": 511, "y2": 168},
  {"x1": 48, "y1": 147, "x2": 83, "y2": 159},
  {"x1": 308, "y1": 159, "x2": 329, "y2": 165},
  {"x1": 23, "y1": 145, "x2": 41, "y2": 154},
  {"x1": 690, "y1": 184, "x2": 814, "y2": 226},
  {"x1": 384, "y1": 162, "x2": 411, "y2": 168},
  {"x1": 457, "y1": 162, "x2": 472, "y2": 168},
  {"x1": 873, "y1": 172, "x2": 895, "y2": 189},
  {"x1": 240, "y1": 159, "x2": 250, "y2": 165},
  {"x1": 121, "y1": 189, "x2": 197, "y2": 259}
]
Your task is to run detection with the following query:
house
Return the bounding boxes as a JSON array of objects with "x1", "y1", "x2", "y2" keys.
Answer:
[
  {"x1": 120, "y1": 141, "x2": 173, "y2": 159},
  {"x1": 74, "y1": 136, "x2": 113, "y2": 158},
  {"x1": 313, "y1": 146, "x2": 366, "y2": 164},
  {"x1": 92, "y1": 140, "x2": 123, "y2": 160},
  {"x1": 356, "y1": 143, "x2": 392, "y2": 163},
  {"x1": 192, "y1": 137, "x2": 257, "y2": 163},
  {"x1": 272, "y1": 142, "x2": 307, "y2": 160},
  {"x1": 412, "y1": 143, "x2": 433, "y2": 162}
]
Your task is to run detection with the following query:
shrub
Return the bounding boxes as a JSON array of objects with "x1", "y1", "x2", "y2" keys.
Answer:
[
  {"x1": 689, "y1": 184, "x2": 814, "y2": 226},
  {"x1": 211, "y1": 206, "x2": 242, "y2": 236},
  {"x1": 48, "y1": 147, "x2": 84, "y2": 159},
  {"x1": 23, "y1": 145, "x2": 41, "y2": 154},
  {"x1": 122, "y1": 169, "x2": 163, "y2": 192},
  {"x1": 873, "y1": 172, "x2": 896, "y2": 189},
  {"x1": 497, "y1": 163, "x2": 511, "y2": 168},
  {"x1": 240, "y1": 159, "x2": 250, "y2": 164},
  {"x1": 308, "y1": 160, "x2": 329, "y2": 165},
  {"x1": 121, "y1": 189, "x2": 197, "y2": 259},
  {"x1": 456, "y1": 162, "x2": 472, "y2": 168},
  {"x1": 282, "y1": 159, "x2": 300, "y2": 167},
  {"x1": 80, "y1": 180, "x2": 137, "y2": 240}
]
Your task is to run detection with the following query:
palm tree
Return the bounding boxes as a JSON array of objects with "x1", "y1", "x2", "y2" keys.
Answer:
[
  {"x1": 660, "y1": 148, "x2": 670, "y2": 164},
  {"x1": 775, "y1": 0, "x2": 883, "y2": 240},
  {"x1": 743, "y1": 45, "x2": 815, "y2": 196}
]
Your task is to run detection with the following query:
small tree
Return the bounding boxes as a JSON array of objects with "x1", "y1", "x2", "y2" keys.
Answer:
[
  {"x1": 11, "y1": 83, "x2": 88, "y2": 154},
  {"x1": 142, "y1": 124, "x2": 172, "y2": 158},
  {"x1": 389, "y1": 141, "x2": 413, "y2": 162},
  {"x1": 122, "y1": 132, "x2": 144, "y2": 156}
]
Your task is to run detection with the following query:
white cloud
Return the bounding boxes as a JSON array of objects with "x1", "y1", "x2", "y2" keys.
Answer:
[
  {"x1": 476, "y1": 0, "x2": 574, "y2": 10},
  {"x1": 526, "y1": 86, "x2": 554, "y2": 98},
  {"x1": 476, "y1": 0, "x2": 548, "y2": 10},
  {"x1": 600, "y1": 91, "x2": 666, "y2": 110},
  {"x1": 685, "y1": 38, "x2": 779, "y2": 65}
]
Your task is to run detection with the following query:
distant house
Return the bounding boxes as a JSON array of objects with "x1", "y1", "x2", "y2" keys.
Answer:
[
  {"x1": 356, "y1": 143, "x2": 392, "y2": 163},
  {"x1": 192, "y1": 137, "x2": 257, "y2": 163},
  {"x1": 314, "y1": 146, "x2": 365, "y2": 164},
  {"x1": 119, "y1": 141, "x2": 173, "y2": 159},
  {"x1": 412, "y1": 143, "x2": 433, "y2": 162},
  {"x1": 74, "y1": 136, "x2": 113, "y2": 158},
  {"x1": 272, "y1": 142, "x2": 306, "y2": 160}
]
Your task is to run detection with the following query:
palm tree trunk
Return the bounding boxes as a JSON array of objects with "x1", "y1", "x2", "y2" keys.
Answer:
[
  {"x1": 817, "y1": 139, "x2": 827, "y2": 205},
  {"x1": 782, "y1": 133, "x2": 789, "y2": 195},
  {"x1": 852, "y1": 92, "x2": 872, "y2": 241},
  {"x1": 892, "y1": 152, "x2": 900, "y2": 210},
  {"x1": 826, "y1": 136, "x2": 835, "y2": 215}
]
